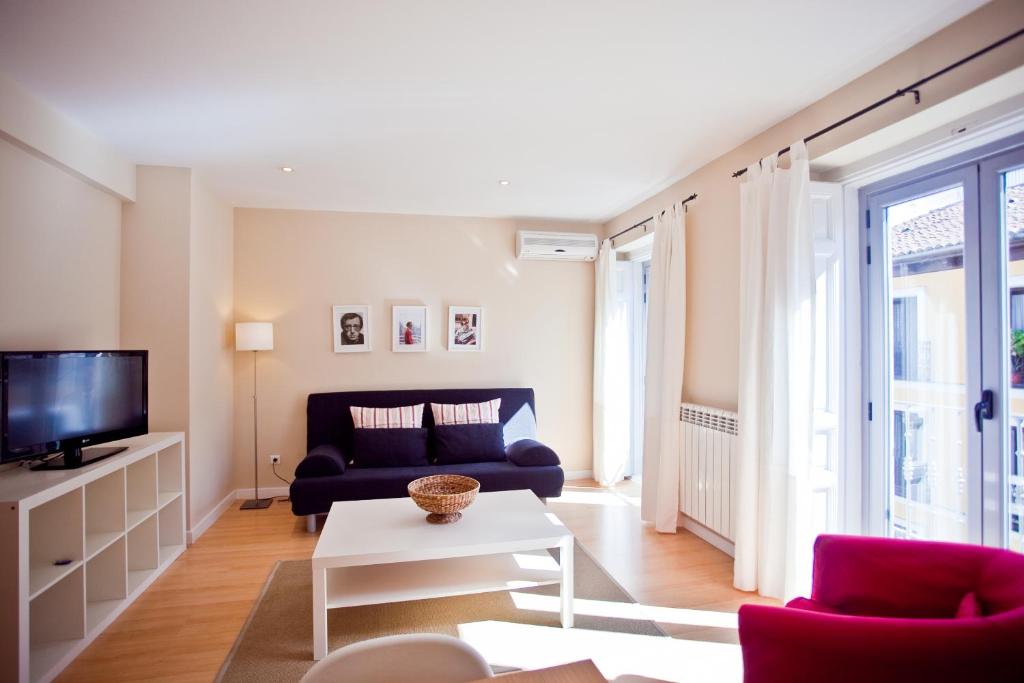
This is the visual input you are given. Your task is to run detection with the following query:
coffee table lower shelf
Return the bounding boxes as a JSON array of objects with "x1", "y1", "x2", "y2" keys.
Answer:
[
  {"x1": 313, "y1": 544, "x2": 574, "y2": 660},
  {"x1": 324, "y1": 550, "x2": 561, "y2": 609}
]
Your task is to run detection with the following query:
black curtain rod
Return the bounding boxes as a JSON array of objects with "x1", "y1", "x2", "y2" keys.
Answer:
[
  {"x1": 731, "y1": 26, "x2": 1024, "y2": 178},
  {"x1": 608, "y1": 193, "x2": 698, "y2": 242}
]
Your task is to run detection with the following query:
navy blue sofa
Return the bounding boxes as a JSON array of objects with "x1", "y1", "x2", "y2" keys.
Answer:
[{"x1": 290, "y1": 388, "x2": 564, "y2": 528}]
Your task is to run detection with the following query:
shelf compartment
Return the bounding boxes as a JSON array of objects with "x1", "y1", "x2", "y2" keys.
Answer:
[
  {"x1": 157, "y1": 445, "x2": 183, "y2": 494},
  {"x1": 86, "y1": 536, "x2": 125, "y2": 610},
  {"x1": 30, "y1": 566, "x2": 85, "y2": 683},
  {"x1": 125, "y1": 454, "x2": 157, "y2": 520},
  {"x1": 84, "y1": 470, "x2": 125, "y2": 559},
  {"x1": 126, "y1": 508, "x2": 157, "y2": 531},
  {"x1": 126, "y1": 513, "x2": 158, "y2": 598},
  {"x1": 29, "y1": 488, "x2": 83, "y2": 598},
  {"x1": 158, "y1": 495, "x2": 185, "y2": 551}
]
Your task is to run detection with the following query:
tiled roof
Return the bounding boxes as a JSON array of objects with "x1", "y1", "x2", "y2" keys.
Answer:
[{"x1": 890, "y1": 184, "x2": 1024, "y2": 258}]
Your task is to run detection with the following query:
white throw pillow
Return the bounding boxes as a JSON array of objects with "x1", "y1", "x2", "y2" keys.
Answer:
[
  {"x1": 430, "y1": 399, "x2": 502, "y2": 425},
  {"x1": 349, "y1": 404, "x2": 425, "y2": 429}
]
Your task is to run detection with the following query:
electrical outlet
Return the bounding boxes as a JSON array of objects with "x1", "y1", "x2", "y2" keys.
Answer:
[{"x1": 270, "y1": 454, "x2": 281, "y2": 465}]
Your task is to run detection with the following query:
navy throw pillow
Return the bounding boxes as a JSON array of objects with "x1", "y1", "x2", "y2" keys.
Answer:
[
  {"x1": 506, "y1": 439, "x2": 560, "y2": 467},
  {"x1": 433, "y1": 423, "x2": 506, "y2": 465},
  {"x1": 351, "y1": 428, "x2": 429, "y2": 468}
]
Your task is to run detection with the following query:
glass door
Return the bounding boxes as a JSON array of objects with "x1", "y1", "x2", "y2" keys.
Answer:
[
  {"x1": 981, "y1": 149, "x2": 1024, "y2": 551},
  {"x1": 866, "y1": 135, "x2": 1024, "y2": 549},
  {"x1": 866, "y1": 167, "x2": 981, "y2": 543}
]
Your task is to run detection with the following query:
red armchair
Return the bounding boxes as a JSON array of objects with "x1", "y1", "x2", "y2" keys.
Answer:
[{"x1": 738, "y1": 534, "x2": 1024, "y2": 682}]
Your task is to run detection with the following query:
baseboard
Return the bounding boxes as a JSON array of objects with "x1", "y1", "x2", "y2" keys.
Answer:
[
  {"x1": 679, "y1": 514, "x2": 735, "y2": 557},
  {"x1": 187, "y1": 489, "x2": 235, "y2": 545},
  {"x1": 235, "y1": 485, "x2": 290, "y2": 500},
  {"x1": 564, "y1": 469, "x2": 593, "y2": 481}
]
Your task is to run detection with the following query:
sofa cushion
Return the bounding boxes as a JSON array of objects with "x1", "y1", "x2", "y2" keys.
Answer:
[
  {"x1": 433, "y1": 423, "x2": 506, "y2": 464},
  {"x1": 350, "y1": 404, "x2": 424, "y2": 429},
  {"x1": 507, "y1": 439, "x2": 560, "y2": 467},
  {"x1": 431, "y1": 399, "x2": 502, "y2": 425},
  {"x1": 352, "y1": 428, "x2": 429, "y2": 467},
  {"x1": 289, "y1": 461, "x2": 565, "y2": 515}
]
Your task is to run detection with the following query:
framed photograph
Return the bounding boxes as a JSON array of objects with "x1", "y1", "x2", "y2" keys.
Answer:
[
  {"x1": 393, "y1": 305, "x2": 427, "y2": 352},
  {"x1": 333, "y1": 305, "x2": 371, "y2": 353},
  {"x1": 447, "y1": 306, "x2": 483, "y2": 352}
]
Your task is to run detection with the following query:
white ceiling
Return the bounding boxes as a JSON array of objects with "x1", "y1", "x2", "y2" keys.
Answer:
[{"x1": 0, "y1": 0, "x2": 989, "y2": 221}]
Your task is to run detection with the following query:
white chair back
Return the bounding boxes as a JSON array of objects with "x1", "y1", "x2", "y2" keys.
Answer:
[{"x1": 300, "y1": 633, "x2": 493, "y2": 683}]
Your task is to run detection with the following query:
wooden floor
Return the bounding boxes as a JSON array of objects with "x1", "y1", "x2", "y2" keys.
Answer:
[{"x1": 58, "y1": 481, "x2": 774, "y2": 682}]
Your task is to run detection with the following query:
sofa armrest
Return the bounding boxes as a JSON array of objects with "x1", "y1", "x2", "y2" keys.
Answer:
[
  {"x1": 738, "y1": 603, "x2": 1018, "y2": 682},
  {"x1": 506, "y1": 439, "x2": 560, "y2": 467},
  {"x1": 294, "y1": 444, "x2": 347, "y2": 478},
  {"x1": 810, "y1": 535, "x2": 988, "y2": 617}
]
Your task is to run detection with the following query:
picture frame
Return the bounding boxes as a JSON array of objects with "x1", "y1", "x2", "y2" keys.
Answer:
[
  {"x1": 392, "y1": 305, "x2": 428, "y2": 352},
  {"x1": 447, "y1": 306, "x2": 483, "y2": 352},
  {"x1": 333, "y1": 305, "x2": 371, "y2": 353}
]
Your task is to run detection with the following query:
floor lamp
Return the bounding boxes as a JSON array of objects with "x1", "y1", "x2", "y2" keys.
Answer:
[{"x1": 236, "y1": 322, "x2": 274, "y2": 510}]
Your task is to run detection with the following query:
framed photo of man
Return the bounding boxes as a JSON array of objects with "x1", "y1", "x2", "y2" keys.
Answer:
[
  {"x1": 393, "y1": 305, "x2": 427, "y2": 352},
  {"x1": 447, "y1": 306, "x2": 483, "y2": 352},
  {"x1": 333, "y1": 305, "x2": 371, "y2": 353}
]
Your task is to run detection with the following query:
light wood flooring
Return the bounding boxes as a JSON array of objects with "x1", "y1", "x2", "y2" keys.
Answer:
[{"x1": 57, "y1": 480, "x2": 775, "y2": 682}]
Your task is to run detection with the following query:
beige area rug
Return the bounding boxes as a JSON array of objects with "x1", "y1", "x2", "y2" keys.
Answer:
[{"x1": 216, "y1": 541, "x2": 666, "y2": 682}]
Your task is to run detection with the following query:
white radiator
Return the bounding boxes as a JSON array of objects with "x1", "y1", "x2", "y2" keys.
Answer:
[{"x1": 679, "y1": 403, "x2": 738, "y2": 544}]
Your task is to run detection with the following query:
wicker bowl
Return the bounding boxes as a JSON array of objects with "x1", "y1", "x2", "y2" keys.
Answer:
[{"x1": 407, "y1": 475, "x2": 480, "y2": 524}]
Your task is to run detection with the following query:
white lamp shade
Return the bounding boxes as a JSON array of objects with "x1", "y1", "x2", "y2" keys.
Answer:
[{"x1": 235, "y1": 322, "x2": 274, "y2": 351}]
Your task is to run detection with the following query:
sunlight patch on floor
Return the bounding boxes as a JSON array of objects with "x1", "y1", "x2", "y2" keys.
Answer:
[
  {"x1": 508, "y1": 592, "x2": 738, "y2": 630},
  {"x1": 457, "y1": 621, "x2": 742, "y2": 683},
  {"x1": 551, "y1": 489, "x2": 634, "y2": 507}
]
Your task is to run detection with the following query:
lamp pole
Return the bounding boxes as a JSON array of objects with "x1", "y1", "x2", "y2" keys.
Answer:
[{"x1": 241, "y1": 349, "x2": 271, "y2": 509}]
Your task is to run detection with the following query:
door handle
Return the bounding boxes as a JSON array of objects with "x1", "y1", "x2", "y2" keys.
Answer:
[{"x1": 974, "y1": 389, "x2": 994, "y2": 432}]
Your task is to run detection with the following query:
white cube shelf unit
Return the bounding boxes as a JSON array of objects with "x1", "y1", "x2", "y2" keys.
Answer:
[{"x1": 0, "y1": 432, "x2": 185, "y2": 683}]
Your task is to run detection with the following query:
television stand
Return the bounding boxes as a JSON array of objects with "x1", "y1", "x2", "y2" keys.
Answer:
[{"x1": 31, "y1": 445, "x2": 128, "y2": 471}]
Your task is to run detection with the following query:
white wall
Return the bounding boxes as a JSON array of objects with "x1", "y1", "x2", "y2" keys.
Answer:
[
  {"x1": 188, "y1": 175, "x2": 235, "y2": 526},
  {"x1": 233, "y1": 208, "x2": 597, "y2": 488},
  {"x1": 0, "y1": 135, "x2": 121, "y2": 350}
]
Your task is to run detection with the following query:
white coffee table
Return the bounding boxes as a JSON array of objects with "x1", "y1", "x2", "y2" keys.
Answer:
[{"x1": 311, "y1": 489, "x2": 574, "y2": 660}]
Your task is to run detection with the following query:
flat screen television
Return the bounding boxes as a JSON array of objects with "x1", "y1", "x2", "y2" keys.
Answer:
[{"x1": 1, "y1": 351, "x2": 148, "y2": 469}]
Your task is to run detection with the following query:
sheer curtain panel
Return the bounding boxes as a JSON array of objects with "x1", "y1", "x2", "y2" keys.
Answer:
[
  {"x1": 734, "y1": 141, "x2": 816, "y2": 601},
  {"x1": 640, "y1": 204, "x2": 686, "y2": 532},
  {"x1": 593, "y1": 239, "x2": 630, "y2": 486}
]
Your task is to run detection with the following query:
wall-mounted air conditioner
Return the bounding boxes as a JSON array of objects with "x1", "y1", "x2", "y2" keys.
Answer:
[{"x1": 516, "y1": 231, "x2": 599, "y2": 262}]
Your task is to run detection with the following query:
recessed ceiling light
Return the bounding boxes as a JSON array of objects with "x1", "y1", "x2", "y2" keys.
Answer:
[
  {"x1": 281, "y1": 166, "x2": 294, "y2": 173},
  {"x1": 498, "y1": 179, "x2": 510, "y2": 186}
]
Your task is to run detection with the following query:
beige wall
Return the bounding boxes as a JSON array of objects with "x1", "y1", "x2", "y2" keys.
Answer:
[
  {"x1": 234, "y1": 208, "x2": 597, "y2": 488},
  {"x1": 121, "y1": 166, "x2": 191, "y2": 434},
  {"x1": 603, "y1": 0, "x2": 1024, "y2": 412},
  {"x1": 0, "y1": 136, "x2": 121, "y2": 350},
  {"x1": 188, "y1": 175, "x2": 235, "y2": 526}
]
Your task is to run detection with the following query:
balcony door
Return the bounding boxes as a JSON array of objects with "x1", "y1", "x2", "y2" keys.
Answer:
[{"x1": 864, "y1": 135, "x2": 1024, "y2": 550}]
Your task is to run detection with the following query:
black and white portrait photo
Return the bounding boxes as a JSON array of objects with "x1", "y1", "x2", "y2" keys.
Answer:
[{"x1": 332, "y1": 305, "x2": 371, "y2": 352}]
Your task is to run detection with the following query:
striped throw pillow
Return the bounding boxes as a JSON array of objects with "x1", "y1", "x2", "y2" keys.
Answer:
[
  {"x1": 430, "y1": 399, "x2": 502, "y2": 425},
  {"x1": 350, "y1": 404, "x2": 425, "y2": 429}
]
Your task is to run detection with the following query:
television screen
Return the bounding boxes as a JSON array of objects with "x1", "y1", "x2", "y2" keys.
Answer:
[{"x1": 2, "y1": 351, "x2": 148, "y2": 463}]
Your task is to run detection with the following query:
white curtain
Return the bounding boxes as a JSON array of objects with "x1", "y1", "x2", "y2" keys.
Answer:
[
  {"x1": 593, "y1": 239, "x2": 630, "y2": 486},
  {"x1": 640, "y1": 203, "x2": 686, "y2": 533},
  {"x1": 733, "y1": 141, "x2": 816, "y2": 601}
]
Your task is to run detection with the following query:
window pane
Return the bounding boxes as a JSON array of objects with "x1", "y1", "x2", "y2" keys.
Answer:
[
  {"x1": 886, "y1": 185, "x2": 968, "y2": 542},
  {"x1": 1003, "y1": 167, "x2": 1024, "y2": 553}
]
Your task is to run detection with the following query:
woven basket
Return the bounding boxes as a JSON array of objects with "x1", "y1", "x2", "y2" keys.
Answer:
[{"x1": 407, "y1": 475, "x2": 480, "y2": 524}]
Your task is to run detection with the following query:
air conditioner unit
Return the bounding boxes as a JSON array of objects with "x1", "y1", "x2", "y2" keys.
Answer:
[{"x1": 516, "y1": 231, "x2": 599, "y2": 262}]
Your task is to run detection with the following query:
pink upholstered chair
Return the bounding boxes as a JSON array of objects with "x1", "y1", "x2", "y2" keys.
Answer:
[{"x1": 738, "y1": 534, "x2": 1024, "y2": 683}]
